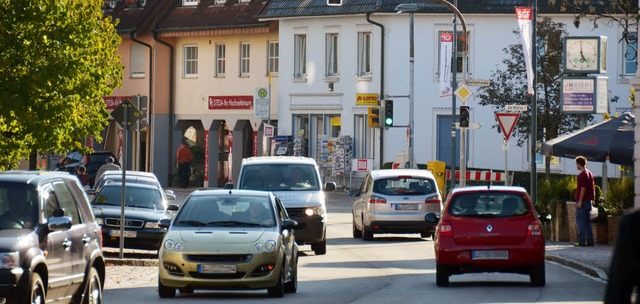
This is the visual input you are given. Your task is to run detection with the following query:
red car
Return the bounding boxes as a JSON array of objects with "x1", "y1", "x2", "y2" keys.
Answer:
[{"x1": 427, "y1": 186, "x2": 551, "y2": 287}]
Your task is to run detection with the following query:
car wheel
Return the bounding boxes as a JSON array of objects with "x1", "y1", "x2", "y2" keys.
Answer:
[
  {"x1": 530, "y1": 264, "x2": 546, "y2": 287},
  {"x1": 82, "y1": 267, "x2": 103, "y2": 304},
  {"x1": 352, "y1": 218, "x2": 362, "y2": 239},
  {"x1": 420, "y1": 231, "x2": 431, "y2": 239},
  {"x1": 29, "y1": 272, "x2": 45, "y2": 304},
  {"x1": 284, "y1": 257, "x2": 298, "y2": 294},
  {"x1": 267, "y1": 266, "x2": 285, "y2": 298},
  {"x1": 179, "y1": 287, "x2": 194, "y2": 294},
  {"x1": 436, "y1": 265, "x2": 450, "y2": 287},
  {"x1": 158, "y1": 278, "x2": 176, "y2": 298},
  {"x1": 311, "y1": 240, "x2": 327, "y2": 255},
  {"x1": 362, "y1": 225, "x2": 374, "y2": 241}
]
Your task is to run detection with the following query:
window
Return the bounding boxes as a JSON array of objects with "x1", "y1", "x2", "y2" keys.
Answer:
[
  {"x1": 437, "y1": 30, "x2": 472, "y2": 76},
  {"x1": 325, "y1": 33, "x2": 339, "y2": 77},
  {"x1": 357, "y1": 32, "x2": 372, "y2": 77},
  {"x1": 294, "y1": 34, "x2": 307, "y2": 78},
  {"x1": 215, "y1": 44, "x2": 226, "y2": 77},
  {"x1": 183, "y1": 45, "x2": 198, "y2": 77},
  {"x1": 354, "y1": 114, "x2": 370, "y2": 158},
  {"x1": 240, "y1": 42, "x2": 250, "y2": 76},
  {"x1": 130, "y1": 44, "x2": 145, "y2": 78},
  {"x1": 622, "y1": 32, "x2": 637, "y2": 76},
  {"x1": 267, "y1": 41, "x2": 279, "y2": 74},
  {"x1": 182, "y1": 0, "x2": 198, "y2": 6},
  {"x1": 51, "y1": 182, "x2": 82, "y2": 225}
]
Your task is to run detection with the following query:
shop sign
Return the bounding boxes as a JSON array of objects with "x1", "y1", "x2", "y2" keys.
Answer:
[
  {"x1": 356, "y1": 93, "x2": 379, "y2": 106},
  {"x1": 331, "y1": 117, "x2": 341, "y2": 126},
  {"x1": 561, "y1": 76, "x2": 608, "y2": 114},
  {"x1": 103, "y1": 96, "x2": 131, "y2": 110},
  {"x1": 208, "y1": 96, "x2": 253, "y2": 110}
]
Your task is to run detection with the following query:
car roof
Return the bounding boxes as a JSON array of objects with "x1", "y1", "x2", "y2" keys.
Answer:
[
  {"x1": 99, "y1": 182, "x2": 160, "y2": 190},
  {"x1": 450, "y1": 186, "x2": 529, "y2": 195},
  {"x1": 190, "y1": 189, "x2": 272, "y2": 197},
  {"x1": 102, "y1": 171, "x2": 158, "y2": 178},
  {"x1": 370, "y1": 169, "x2": 436, "y2": 180},
  {"x1": 0, "y1": 171, "x2": 73, "y2": 185},
  {"x1": 241, "y1": 156, "x2": 317, "y2": 166}
]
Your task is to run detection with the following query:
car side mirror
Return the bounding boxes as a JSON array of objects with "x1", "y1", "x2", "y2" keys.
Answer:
[
  {"x1": 324, "y1": 182, "x2": 337, "y2": 192},
  {"x1": 159, "y1": 218, "x2": 171, "y2": 228},
  {"x1": 539, "y1": 212, "x2": 552, "y2": 223},
  {"x1": 282, "y1": 219, "x2": 298, "y2": 230},
  {"x1": 425, "y1": 213, "x2": 440, "y2": 224},
  {"x1": 167, "y1": 204, "x2": 180, "y2": 212},
  {"x1": 348, "y1": 190, "x2": 360, "y2": 197},
  {"x1": 47, "y1": 216, "x2": 72, "y2": 231},
  {"x1": 223, "y1": 183, "x2": 234, "y2": 189},
  {"x1": 86, "y1": 189, "x2": 95, "y2": 196},
  {"x1": 166, "y1": 193, "x2": 176, "y2": 201}
]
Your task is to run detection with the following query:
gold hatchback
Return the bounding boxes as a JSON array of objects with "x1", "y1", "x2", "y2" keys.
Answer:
[{"x1": 158, "y1": 189, "x2": 299, "y2": 298}]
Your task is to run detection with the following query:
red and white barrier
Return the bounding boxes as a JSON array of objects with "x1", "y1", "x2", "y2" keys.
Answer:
[{"x1": 446, "y1": 170, "x2": 506, "y2": 182}]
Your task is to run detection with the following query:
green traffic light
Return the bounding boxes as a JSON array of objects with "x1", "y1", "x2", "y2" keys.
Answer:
[{"x1": 385, "y1": 117, "x2": 393, "y2": 125}]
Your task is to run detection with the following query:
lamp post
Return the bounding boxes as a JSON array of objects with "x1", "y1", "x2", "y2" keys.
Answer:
[{"x1": 394, "y1": 4, "x2": 415, "y2": 168}]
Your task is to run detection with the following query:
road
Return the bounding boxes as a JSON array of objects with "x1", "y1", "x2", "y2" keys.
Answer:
[{"x1": 103, "y1": 191, "x2": 606, "y2": 304}]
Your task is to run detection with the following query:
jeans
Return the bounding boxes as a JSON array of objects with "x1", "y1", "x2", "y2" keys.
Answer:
[
  {"x1": 178, "y1": 162, "x2": 191, "y2": 188},
  {"x1": 576, "y1": 201, "x2": 594, "y2": 245}
]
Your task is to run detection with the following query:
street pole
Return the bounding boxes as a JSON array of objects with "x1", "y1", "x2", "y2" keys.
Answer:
[
  {"x1": 119, "y1": 103, "x2": 128, "y2": 259},
  {"x1": 504, "y1": 140, "x2": 509, "y2": 186},
  {"x1": 450, "y1": 0, "x2": 458, "y2": 192},
  {"x1": 530, "y1": 0, "x2": 538, "y2": 202},
  {"x1": 267, "y1": 72, "x2": 272, "y2": 156},
  {"x1": 459, "y1": 19, "x2": 468, "y2": 187},
  {"x1": 409, "y1": 13, "x2": 415, "y2": 169}
]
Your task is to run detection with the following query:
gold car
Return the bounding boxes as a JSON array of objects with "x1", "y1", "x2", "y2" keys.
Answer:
[{"x1": 158, "y1": 189, "x2": 299, "y2": 298}]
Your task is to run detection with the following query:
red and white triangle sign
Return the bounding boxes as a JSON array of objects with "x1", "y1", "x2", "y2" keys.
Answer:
[{"x1": 496, "y1": 113, "x2": 520, "y2": 141}]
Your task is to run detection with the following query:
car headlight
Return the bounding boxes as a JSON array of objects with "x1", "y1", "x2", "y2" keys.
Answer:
[
  {"x1": 95, "y1": 218, "x2": 104, "y2": 225},
  {"x1": 145, "y1": 221, "x2": 160, "y2": 229},
  {"x1": 163, "y1": 239, "x2": 184, "y2": 252},
  {"x1": 305, "y1": 206, "x2": 326, "y2": 216},
  {"x1": 0, "y1": 252, "x2": 19, "y2": 269},
  {"x1": 264, "y1": 240, "x2": 276, "y2": 252},
  {"x1": 254, "y1": 243, "x2": 264, "y2": 253}
]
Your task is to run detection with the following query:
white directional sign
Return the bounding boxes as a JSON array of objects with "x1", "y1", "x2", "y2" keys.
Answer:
[
  {"x1": 505, "y1": 104, "x2": 528, "y2": 112},
  {"x1": 467, "y1": 79, "x2": 491, "y2": 87},
  {"x1": 496, "y1": 113, "x2": 520, "y2": 141},
  {"x1": 469, "y1": 122, "x2": 482, "y2": 129},
  {"x1": 254, "y1": 87, "x2": 270, "y2": 119}
]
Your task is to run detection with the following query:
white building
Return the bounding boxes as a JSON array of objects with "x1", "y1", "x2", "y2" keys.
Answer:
[{"x1": 259, "y1": 0, "x2": 636, "y2": 183}]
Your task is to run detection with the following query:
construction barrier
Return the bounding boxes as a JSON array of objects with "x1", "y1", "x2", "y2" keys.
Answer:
[{"x1": 446, "y1": 170, "x2": 506, "y2": 182}]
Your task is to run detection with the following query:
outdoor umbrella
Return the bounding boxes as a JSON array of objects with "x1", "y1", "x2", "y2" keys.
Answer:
[{"x1": 542, "y1": 112, "x2": 635, "y2": 166}]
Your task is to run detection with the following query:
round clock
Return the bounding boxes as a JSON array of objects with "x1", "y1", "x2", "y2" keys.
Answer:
[{"x1": 565, "y1": 38, "x2": 599, "y2": 71}]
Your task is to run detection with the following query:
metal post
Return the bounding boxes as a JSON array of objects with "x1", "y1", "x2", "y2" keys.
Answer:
[
  {"x1": 119, "y1": 104, "x2": 128, "y2": 259},
  {"x1": 530, "y1": 0, "x2": 538, "y2": 201},
  {"x1": 409, "y1": 13, "x2": 415, "y2": 169},
  {"x1": 267, "y1": 73, "x2": 272, "y2": 156},
  {"x1": 504, "y1": 140, "x2": 509, "y2": 186},
  {"x1": 450, "y1": 0, "x2": 458, "y2": 192},
  {"x1": 459, "y1": 24, "x2": 468, "y2": 187}
]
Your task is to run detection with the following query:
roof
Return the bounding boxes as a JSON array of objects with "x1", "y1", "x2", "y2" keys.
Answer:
[
  {"x1": 100, "y1": 182, "x2": 160, "y2": 190},
  {"x1": 451, "y1": 185, "x2": 529, "y2": 194},
  {"x1": 190, "y1": 189, "x2": 272, "y2": 197},
  {"x1": 370, "y1": 169, "x2": 435, "y2": 180},
  {"x1": 258, "y1": 0, "x2": 628, "y2": 19},
  {"x1": 103, "y1": 0, "x2": 175, "y2": 34},
  {"x1": 0, "y1": 171, "x2": 73, "y2": 185},
  {"x1": 242, "y1": 156, "x2": 318, "y2": 165}
]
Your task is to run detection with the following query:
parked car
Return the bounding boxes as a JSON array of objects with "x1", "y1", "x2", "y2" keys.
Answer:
[
  {"x1": 91, "y1": 182, "x2": 174, "y2": 250},
  {"x1": 158, "y1": 189, "x2": 299, "y2": 298},
  {"x1": 55, "y1": 151, "x2": 84, "y2": 173},
  {"x1": 55, "y1": 151, "x2": 119, "y2": 187},
  {"x1": 231, "y1": 156, "x2": 333, "y2": 255},
  {"x1": 0, "y1": 171, "x2": 104, "y2": 303},
  {"x1": 427, "y1": 186, "x2": 551, "y2": 287},
  {"x1": 89, "y1": 170, "x2": 175, "y2": 200},
  {"x1": 351, "y1": 169, "x2": 443, "y2": 241}
]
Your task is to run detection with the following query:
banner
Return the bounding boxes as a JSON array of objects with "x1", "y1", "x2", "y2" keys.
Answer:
[
  {"x1": 439, "y1": 32, "x2": 454, "y2": 97},
  {"x1": 515, "y1": 7, "x2": 534, "y2": 96}
]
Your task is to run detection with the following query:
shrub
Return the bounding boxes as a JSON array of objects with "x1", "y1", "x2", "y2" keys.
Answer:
[{"x1": 604, "y1": 177, "x2": 634, "y2": 215}]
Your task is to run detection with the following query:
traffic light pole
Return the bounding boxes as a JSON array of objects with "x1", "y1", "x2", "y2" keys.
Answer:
[{"x1": 408, "y1": 13, "x2": 415, "y2": 169}]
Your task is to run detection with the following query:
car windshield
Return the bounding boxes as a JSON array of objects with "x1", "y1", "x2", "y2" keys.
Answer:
[
  {"x1": 0, "y1": 183, "x2": 39, "y2": 229},
  {"x1": 448, "y1": 192, "x2": 531, "y2": 218},
  {"x1": 239, "y1": 164, "x2": 320, "y2": 191},
  {"x1": 174, "y1": 195, "x2": 275, "y2": 228},
  {"x1": 373, "y1": 177, "x2": 437, "y2": 195},
  {"x1": 95, "y1": 176, "x2": 159, "y2": 190},
  {"x1": 93, "y1": 186, "x2": 164, "y2": 210}
]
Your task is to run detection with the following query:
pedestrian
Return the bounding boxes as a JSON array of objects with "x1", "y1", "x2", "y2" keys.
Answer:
[
  {"x1": 76, "y1": 165, "x2": 90, "y2": 187},
  {"x1": 604, "y1": 208, "x2": 640, "y2": 303},
  {"x1": 95, "y1": 157, "x2": 121, "y2": 184},
  {"x1": 176, "y1": 141, "x2": 193, "y2": 188},
  {"x1": 574, "y1": 156, "x2": 595, "y2": 247}
]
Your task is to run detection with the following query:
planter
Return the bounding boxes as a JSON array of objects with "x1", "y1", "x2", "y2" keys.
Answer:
[
  {"x1": 566, "y1": 201, "x2": 577, "y2": 243},
  {"x1": 552, "y1": 200, "x2": 570, "y2": 242},
  {"x1": 591, "y1": 222, "x2": 608, "y2": 244},
  {"x1": 608, "y1": 215, "x2": 622, "y2": 245}
]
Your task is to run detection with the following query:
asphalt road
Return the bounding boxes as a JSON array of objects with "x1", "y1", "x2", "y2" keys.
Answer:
[{"x1": 103, "y1": 191, "x2": 606, "y2": 304}]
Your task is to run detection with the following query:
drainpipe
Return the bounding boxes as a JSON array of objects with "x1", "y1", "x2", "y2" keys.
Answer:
[
  {"x1": 152, "y1": 31, "x2": 175, "y2": 184},
  {"x1": 366, "y1": 7, "x2": 385, "y2": 169},
  {"x1": 129, "y1": 31, "x2": 153, "y2": 171}
]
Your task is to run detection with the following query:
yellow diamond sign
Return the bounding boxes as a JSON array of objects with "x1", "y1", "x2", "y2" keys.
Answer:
[{"x1": 454, "y1": 84, "x2": 473, "y2": 102}]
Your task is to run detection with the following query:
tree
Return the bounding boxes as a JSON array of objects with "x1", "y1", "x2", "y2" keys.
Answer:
[
  {"x1": 0, "y1": 0, "x2": 123, "y2": 170},
  {"x1": 477, "y1": 17, "x2": 585, "y2": 180}
]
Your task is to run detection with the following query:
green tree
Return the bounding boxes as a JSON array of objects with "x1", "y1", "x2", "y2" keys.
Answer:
[
  {"x1": 0, "y1": 0, "x2": 123, "y2": 169},
  {"x1": 477, "y1": 17, "x2": 585, "y2": 180}
]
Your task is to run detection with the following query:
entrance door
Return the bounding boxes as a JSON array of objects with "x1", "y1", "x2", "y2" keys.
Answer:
[
  {"x1": 217, "y1": 125, "x2": 230, "y2": 187},
  {"x1": 436, "y1": 115, "x2": 468, "y2": 168}
]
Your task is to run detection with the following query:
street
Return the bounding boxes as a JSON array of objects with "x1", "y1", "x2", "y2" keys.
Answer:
[{"x1": 103, "y1": 191, "x2": 606, "y2": 304}]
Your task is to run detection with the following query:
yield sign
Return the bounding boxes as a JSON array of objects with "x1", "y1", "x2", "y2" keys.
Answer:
[{"x1": 496, "y1": 113, "x2": 520, "y2": 140}]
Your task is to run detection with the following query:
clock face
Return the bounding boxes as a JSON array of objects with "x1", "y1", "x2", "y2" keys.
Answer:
[{"x1": 566, "y1": 39, "x2": 599, "y2": 71}]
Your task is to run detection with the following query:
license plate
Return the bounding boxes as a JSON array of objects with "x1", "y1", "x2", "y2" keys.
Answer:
[
  {"x1": 198, "y1": 264, "x2": 237, "y2": 274},
  {"x1": 472, "y1": 250, "x2": 509, "y2": 260},
  {"x1": 394, "y1": 204, "x2": 419, "y2": 210},
  {"x1": 110, "y1": 230, "x2": 137, "y2": 238}
]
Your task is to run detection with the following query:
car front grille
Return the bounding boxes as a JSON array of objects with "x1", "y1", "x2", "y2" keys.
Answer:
[
  {"x1": 286, "y1": 207, "x2": 306, "y2": 217},
  {"x1": 104, "y1": 218, "x2": 144, "y2": 228},
  {"x1": 184, "y1": 254, "x2": 253, "y2": 263},
  {"x1": 189, "y1": 272, "x2": 246, "y2": 279}
]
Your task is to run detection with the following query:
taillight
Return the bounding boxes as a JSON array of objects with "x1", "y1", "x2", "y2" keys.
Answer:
[
  {"x1": 527, "y1": 221, "x2": 541, "y2": 236},
  {"x1": 425, "y1": 198, "x2": 441, "y2": 204},
  {"x1": 439, "y1": 221, "x2": 453, "y2": 237},
  {"x1": 369, "y1": 195, "x2": 386, "y2": 204}
]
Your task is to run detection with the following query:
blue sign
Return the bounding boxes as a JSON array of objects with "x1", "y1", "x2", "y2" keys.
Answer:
[{"x1": 275, "y1": 136, "x2": 292, "y2": 143}]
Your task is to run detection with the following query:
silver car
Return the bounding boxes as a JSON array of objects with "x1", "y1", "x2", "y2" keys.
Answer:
[{"x1": 352, "y1": 169, "x2": 443, "y2": 241}]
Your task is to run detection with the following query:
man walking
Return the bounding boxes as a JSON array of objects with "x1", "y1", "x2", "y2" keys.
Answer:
[
  {"x1": 574, "y1": 156, "x2": 595, "y2": 246},
  {"x1": 176, "y1": 141, "x2": 193, "y2": 188},
  {"x1": 95, "y1": 157, "x2": 121, "y2": 183}
]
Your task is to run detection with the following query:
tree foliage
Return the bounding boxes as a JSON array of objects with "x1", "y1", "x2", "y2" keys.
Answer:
[{"x1": 0, "y1": 0, "x2": 123, "y2": 169}]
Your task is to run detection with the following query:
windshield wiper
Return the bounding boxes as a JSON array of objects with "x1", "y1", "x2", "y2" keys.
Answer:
[
  {"x1": 176, "y1": 220, "x2": 206, "y2": 227},
  {"x1": 207, "y1": 221, "x2": 264, "y2": 227}
]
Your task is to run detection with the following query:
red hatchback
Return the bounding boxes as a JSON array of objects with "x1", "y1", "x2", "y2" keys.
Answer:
[{"x1": 427, "y1": 186, "x2": 551, "y2": 287}]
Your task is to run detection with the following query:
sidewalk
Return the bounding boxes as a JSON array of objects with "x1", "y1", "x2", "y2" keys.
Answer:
[{"x1": 545, "y1": 241, "x2": 612, "y2": 280}]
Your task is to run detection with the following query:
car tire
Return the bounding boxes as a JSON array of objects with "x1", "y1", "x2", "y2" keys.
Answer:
[
  {"x1": 30, "y1": 272, "x2": 45, "y2": 304},
  {"x1": 284, "y1": 257, "x2": 298, "y2": 294},
  {"x1": 82, "y1": 267, "x2": 103, "y2": 304},
  {"x1": 362, "y1": 225, "x2": 374, "y2": 241},
  {"x1": 179, "y1": 287, "x2": 194, "y2": 294},
  {"x1": 530, "y1": 264, "x2": 546, "y2": 287},
  {"x1": 311, "y1": 240, "x2": 327, "y2": 255},
  {"x1": 436, "y1": 265, "x2": 450, "y2": 287},
  {"x1": 352, "y1": 218, "x2": 362, "y2": 239},
  {"x1": 268, "y1": 266, "x2": 285, "y2": 298},
  {"x1": 158, "y1": 278, "x2": 176, "y2": 298},
  {"x1": 420, "y1": 231, "x2": 431, "y2": 239}
]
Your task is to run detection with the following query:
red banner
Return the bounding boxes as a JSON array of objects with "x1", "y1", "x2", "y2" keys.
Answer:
[
  {"x1": 253, "y1": 131, "x2": 258, "y2": 156},
  {"x1": 204, "y1": 130, "x2": 209, "y2": 182},
  {"x1": 208, "y1": 96, "x2": 253, "y2": 110},
  {"x1": 103, "y1": 96, "x2": 131, "y2": 110}
]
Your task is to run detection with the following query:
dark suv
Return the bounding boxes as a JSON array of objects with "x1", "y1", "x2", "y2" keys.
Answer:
[
  {"x1": 0, "y1": 171, "x2": 105, "y2": 303},
  {"x1": 55, "y1": 151, "x2": 119, "y2": 186}
]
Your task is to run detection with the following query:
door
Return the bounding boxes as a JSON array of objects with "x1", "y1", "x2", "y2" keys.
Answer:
[
  {"x1": 276, "y1": 198, "x2": 295, "y2": 280},
  {"x1": 437, "y1": 115, "x2": 468, "y2": 168},
  {"x1": 41, "y1": 183, "x2": 72, "y2": 299}
]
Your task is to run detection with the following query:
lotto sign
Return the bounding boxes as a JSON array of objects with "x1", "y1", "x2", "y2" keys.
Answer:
[{"x1": 352, "y1": 159, "x2": 373, "y2": 172}]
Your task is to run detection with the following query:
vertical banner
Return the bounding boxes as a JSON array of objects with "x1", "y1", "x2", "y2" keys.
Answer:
[
  {"x1": 439, "y1": 32, "x2": 454, "y2": 97},
  {"x1": 253, "y1": 131, "x2": 258, "y2": 157},
  {"x1": 204, "y1": 130, "x2": 209, "y2": 183},
  {"x1": 118, "y1": 128, "x2": 124, "y2": 163},
  {"x1": 515, "y1": 7, "x2": 534, "y2": 96},
  {"x1": 228, "y1": 133, "x2": 233, "y2": 182}
]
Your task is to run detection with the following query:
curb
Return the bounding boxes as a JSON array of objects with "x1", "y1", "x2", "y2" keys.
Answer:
[
  {"x1": 105, "y1": 258, "x2": 158, "y2": 267},
  {"x1": 545, "y1": 254, "x2": 608, "y2": 280}
]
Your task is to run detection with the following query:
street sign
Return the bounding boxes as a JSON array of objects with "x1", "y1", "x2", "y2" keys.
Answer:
[
  {"x1": 467, "y1": 79, "x2": 491, "y2": 87},
  {"x1": 352, "y1": 159, "x2": 373, "y2": 171},
  {"x1": 137, "y1": 95, "x2": 148, "y2": 129},
  {"x1": 454, "y1": 84, "x2": 473, "y2": 102},
  {"x1": 254, "y1": 87, "x2": 270, "y2": 119},
  {"x1": 110, "y1": 98, "x2": 142, "y2": 129},
  {"x1": 264, "y1": 123, "x2": 275, "y2": 137},
  {"x1": 469, "y1": 122, "x2": 482, "y2": 129},
  {"x1": 496, "y1": 113, "x2": 520, "y2": 141},
  {"x1": 505, "y1": 104, "x2": 528, "y2": 112}
]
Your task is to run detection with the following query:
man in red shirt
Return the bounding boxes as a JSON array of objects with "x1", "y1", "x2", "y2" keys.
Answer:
[
  {"x1": 176, "y1": 141, "x2": 193, "y2": 188},
  {"x1": 575, "y1": 156, "x2": 595, "y2": 246}
]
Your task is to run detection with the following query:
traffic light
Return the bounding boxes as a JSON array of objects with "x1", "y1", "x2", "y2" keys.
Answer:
[
  {"x1": 384, "y1": 99, "x2": 394, "y2": 127},
  {"x1": 459, "y1": 106, "x2": 470, "y2": 128},
  {"x1": 327, "y1": 0, "x2": 342, "y2": 6},
  {"x1": 368, "y1": 107, "x2": 380, "y2": 128}
]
